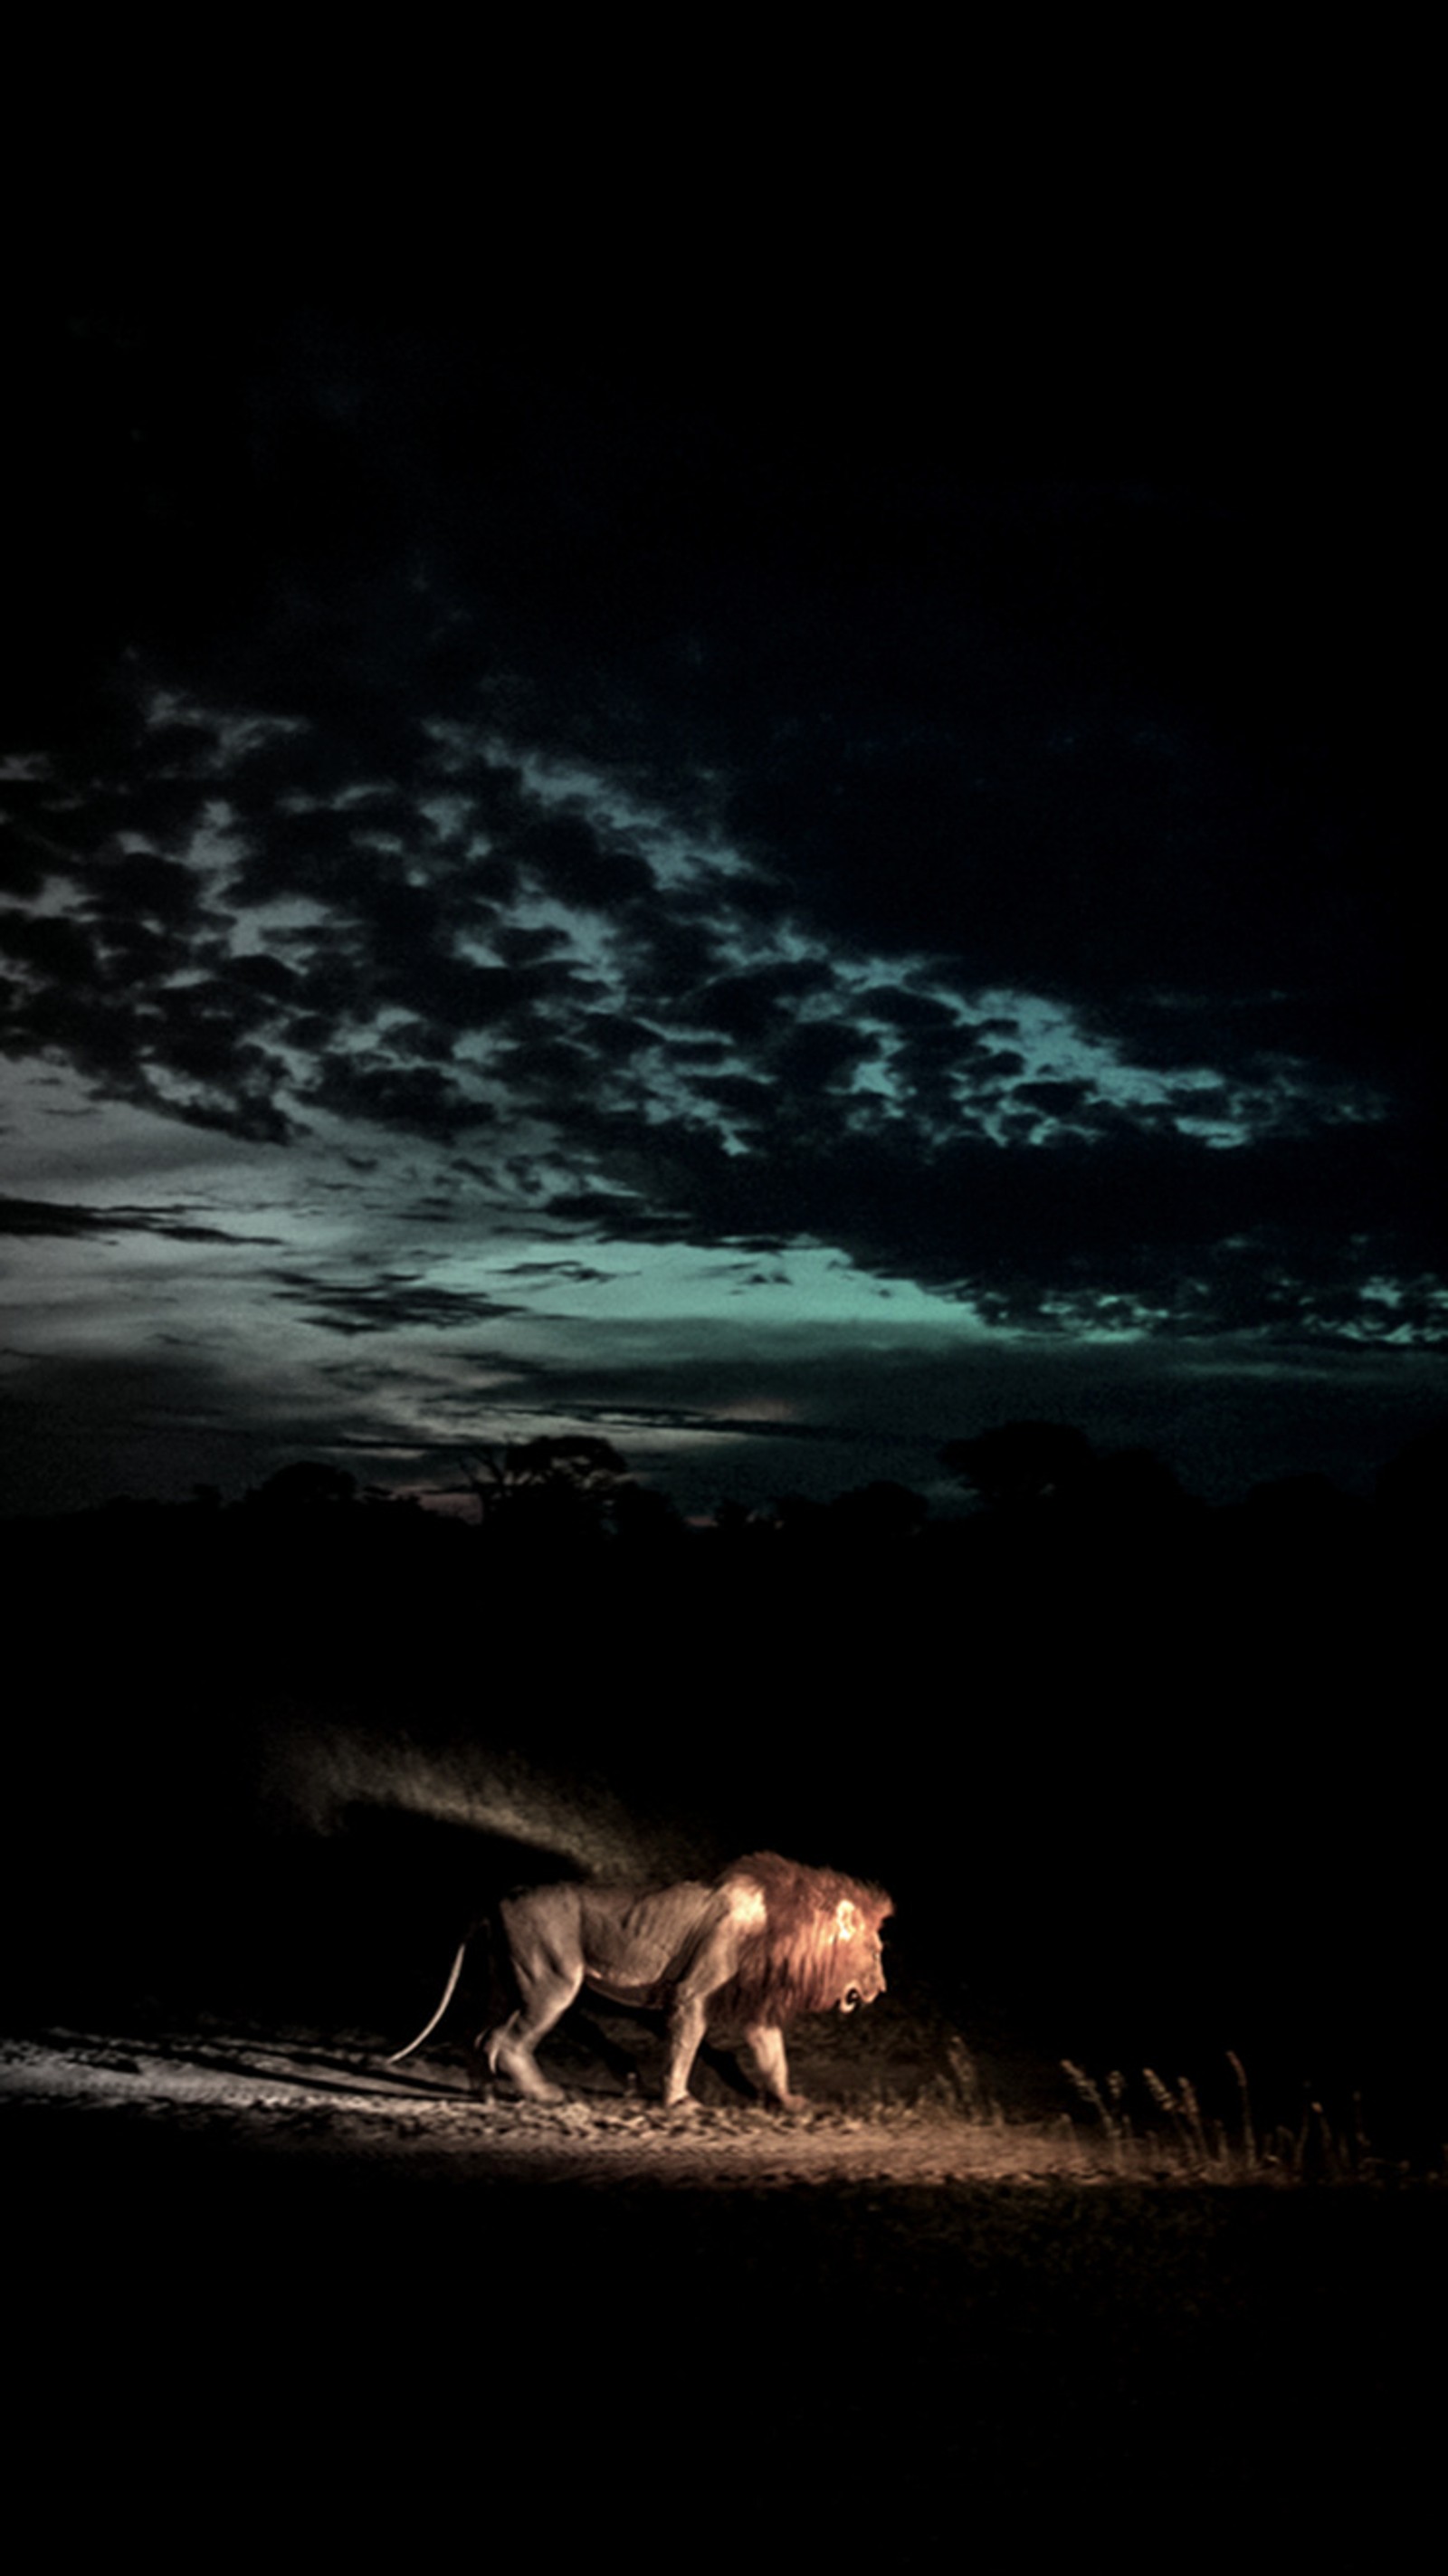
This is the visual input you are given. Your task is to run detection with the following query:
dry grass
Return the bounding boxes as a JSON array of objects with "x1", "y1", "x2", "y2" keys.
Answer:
[{"x1": 1059, "y1": 2049, "x2": 1416, "y2": 2181}]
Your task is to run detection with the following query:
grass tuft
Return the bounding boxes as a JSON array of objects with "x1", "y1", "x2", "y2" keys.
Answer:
[{"x1": 1061, "y1": 2054, "x2": 1419, "y2": 2183}]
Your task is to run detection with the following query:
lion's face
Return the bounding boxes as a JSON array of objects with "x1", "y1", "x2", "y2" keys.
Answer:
[{"x1": 828, "y1": 1896, "x2": 889, "y2": 2014}]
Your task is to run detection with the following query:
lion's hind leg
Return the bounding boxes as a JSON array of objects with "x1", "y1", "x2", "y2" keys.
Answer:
[
  {"x1": 478, "y1": 2009, "x2": 573, "y2": 2104},
  {"x1": 476, "y1": 1891, "x2": 585, "y2": 2104}
]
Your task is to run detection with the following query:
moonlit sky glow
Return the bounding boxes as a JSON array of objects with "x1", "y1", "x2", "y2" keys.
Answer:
[{"x1": 1, "y1": 279, "x2": 1441, "y2": 1516}]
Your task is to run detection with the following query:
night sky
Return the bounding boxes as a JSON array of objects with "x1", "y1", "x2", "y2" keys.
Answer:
[{"x1": 2, "y1": 186, "x2": 1440, "y2": 1520}]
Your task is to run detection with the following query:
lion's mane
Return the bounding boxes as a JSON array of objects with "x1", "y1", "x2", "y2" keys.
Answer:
[{"x1": 706, "y1": 1850, "x2": 892, "y2": 2027}]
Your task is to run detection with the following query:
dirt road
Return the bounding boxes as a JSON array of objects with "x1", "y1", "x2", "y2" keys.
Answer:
[{"x1": 5, "y1": 2019, "x2": 1441, "y2": 2552}]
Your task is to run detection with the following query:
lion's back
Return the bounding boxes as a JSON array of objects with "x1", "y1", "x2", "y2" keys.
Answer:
[
  {"x1": 500, "y1": 1853, "x2": 890, "y2": 2024},
  {"x1": 574, "y1": 1876, "x2": 722, "y2": 1988}
]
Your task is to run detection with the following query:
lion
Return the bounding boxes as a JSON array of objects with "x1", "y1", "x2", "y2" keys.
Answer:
[{"x1": 386, "y1": 1851, "x2": 892, "y2": 2110}]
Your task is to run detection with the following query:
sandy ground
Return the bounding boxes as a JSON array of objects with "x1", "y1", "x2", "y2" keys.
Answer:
[
  {"x1": 5, "y1": 2015, "x2": 1443, "y2": 2553},
  {"x1": 0, "y1": 2020, "x2": 1100, "y2": 2186}
]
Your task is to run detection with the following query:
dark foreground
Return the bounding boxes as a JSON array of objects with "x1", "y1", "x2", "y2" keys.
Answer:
[{"x1": 6, "y1": 2027, "x2": 1442, "y2": 2553}]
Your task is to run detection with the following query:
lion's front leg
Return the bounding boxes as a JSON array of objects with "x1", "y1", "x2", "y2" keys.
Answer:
[
  {"x1": 657, "y1": 1881, "x2": 767, "y2": 2107},
  {"x1": 661, "y1": 1993, "x2": 709, "y2": 2108},
  {"x1": 742, "y1": 2022, "x2": 805, "y2": 2112}
]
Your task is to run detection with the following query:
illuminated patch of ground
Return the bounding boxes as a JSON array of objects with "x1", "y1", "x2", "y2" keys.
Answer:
[
  {"x1": 0, "y1": 2025, "x2": 1094, "y2": 2185},
  {"x1": 6, "y1": 2022, "x2": 1442, "y2": 2543},
  {"x1": 2, "y1": 2026, "x2": 1428, "y2": 2189}
]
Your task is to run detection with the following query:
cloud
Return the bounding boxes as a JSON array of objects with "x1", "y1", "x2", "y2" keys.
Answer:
[
  {"x1": 2, "y1": 311, "x2": 1435, "y2": 1527},
  {"x1": 0, "y1": 1195, "x2": 118, "y2": 1238},
  {"x1": 0, "y1": 1194, "x2": 280, "y2": 1245},
  {"x1": 266, "y1": 1268, "x2": 525, "y2": 1337},
  {"x1": 5, "y1": 660, "x2": 1431, "y2": 1347}
]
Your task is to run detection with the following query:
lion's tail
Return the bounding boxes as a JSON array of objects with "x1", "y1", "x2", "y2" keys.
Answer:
[{"x1": 386, "y1": 1934, "x2": 472, "y2": 2065}]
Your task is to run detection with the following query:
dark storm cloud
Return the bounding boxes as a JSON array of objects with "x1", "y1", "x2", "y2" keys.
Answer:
[
  {"x1": 0, "y1": 1194, "x2": 279, "y2": 1245},
  {"x1": 511, "y1": 1096, "x2": 1435, "y2": 1349},
  {"x1": 2, "y1": 837, "x2": 302, "y2": 1143},
  {"x1": 227, "y1": 796, "x2": 421, "y2": 906},
  {"x1": 5, "y1": 694, "x2": 645, "y2": 1150},
  {"x1": 1011, "y1": 1077, "x2": 1114, "y2": 1126},
  {"x1": 774, "y1": 1019, "x2": 876, "y2": 1091},
  {"x1": 267, "y1": 1268, "x2": 525, "y2": 1336},
  {"x1": 493, "y1": 921, "x2": 575, "y2": 968},
  {"x1": 691, "y1": 959, "x2": 832, "y2": 1040},
  {"x1": 0, "y1": 1194, "x2": 128, "y2": 1238},
  {"x1": 491, "y1": 1259, "x2": 620, "y2": 1283},
  {"x1": 510, "y1": 811, "x2": 655, "y2": 909},
  {"x1": 87, "y1": 848, "x2": 201, "y2": 929},
  {"x1": 224, "y1": 950, "x2": 301, "y2": 1006},
  {"x1": 524, "y1": 1393, "x2": 844, "y2": 1451},
  {"x1": 0, "y1": 909, "x2": 100, "y2": 984},
  {"x1": 493, "y1": 1035, "x2": 599, "y2": 1100},
  {"x1": 303, "y1": 1058, "x2": 495, "y2": 1140},
  {"x1": 856, "y1": 987, "x2": 959, "y2": 1035},
  {"x1": 367, "y1": 949, "x2": 522, "y2": 1034},
  {"x1": 5, "y1": 553, "x2": 1429, "y2": 1331}
]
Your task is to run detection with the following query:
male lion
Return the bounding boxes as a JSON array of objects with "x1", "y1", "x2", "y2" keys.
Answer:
[{"x1": 387, "y1": 1851, "x2": 891, "y2": 2110}]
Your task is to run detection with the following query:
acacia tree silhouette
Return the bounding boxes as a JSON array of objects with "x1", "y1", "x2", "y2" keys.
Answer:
[{"x1": 462, "y1": 1435, "x2": 630, "y2": 1541}]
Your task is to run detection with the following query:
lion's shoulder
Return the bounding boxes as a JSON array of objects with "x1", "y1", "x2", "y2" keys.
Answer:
[{"x1": 722, "y1": 1850, "x2": 891, "y2": 1929}]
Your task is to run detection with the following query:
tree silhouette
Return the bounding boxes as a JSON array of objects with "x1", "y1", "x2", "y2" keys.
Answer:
[
  {"x1": 940, "y1": 1421, "x2": 1095, "y2": 1511},
  {"x1": 463, "y1": 1435, "x2": 630, "y2": 1541},
  {"x1": 609, "y1": 1479, "x2": 684, "y2": 1546},
  {"x1": 1375, "y1": 1423, "x2": 1448, "y2": 1529},
  {"x1": 247, "y1": 1461, "x2": 358, "y2": 1513},
  {"x1": 827, "y1": 1480, "x2": 929, "y2": 1542}
]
